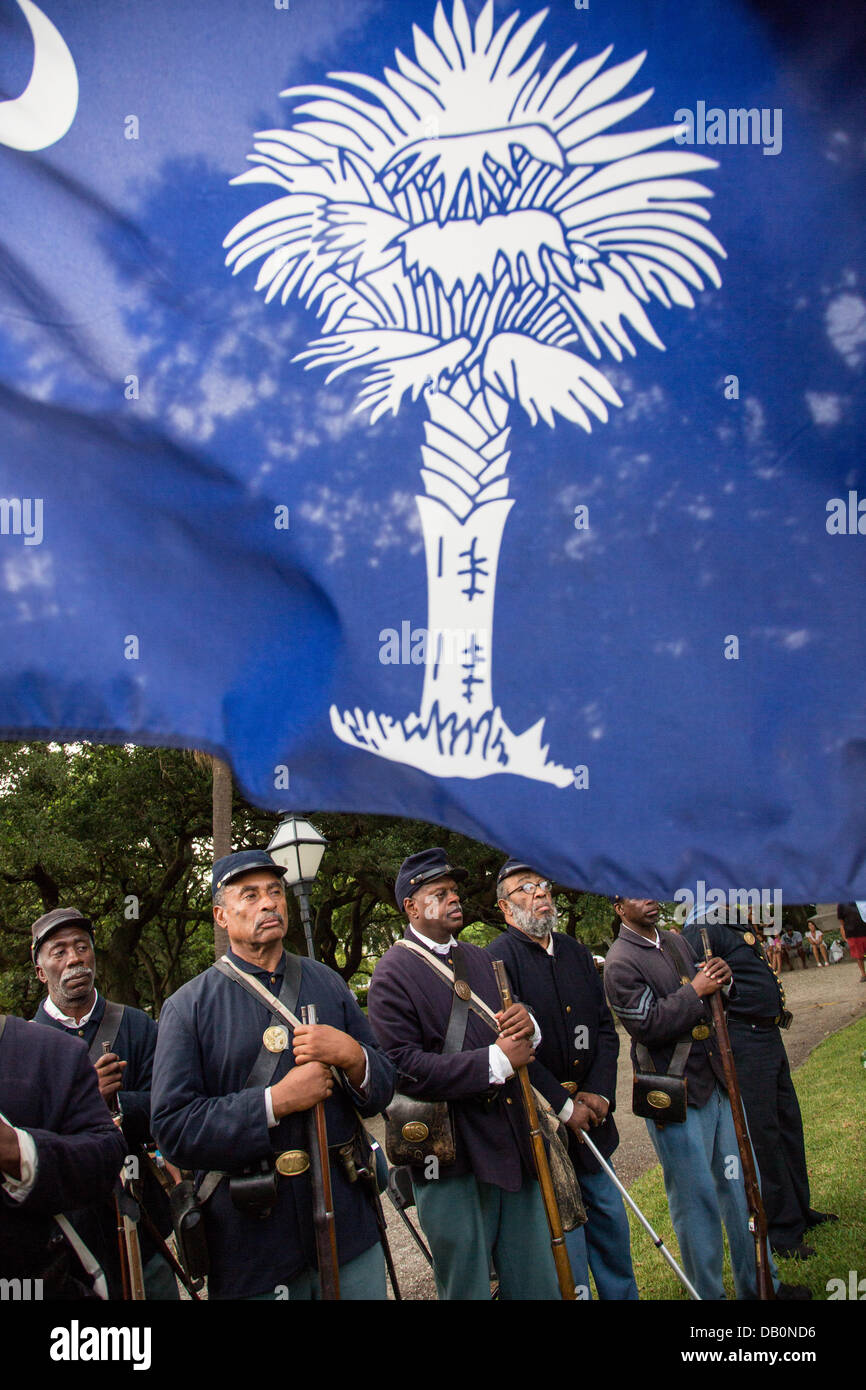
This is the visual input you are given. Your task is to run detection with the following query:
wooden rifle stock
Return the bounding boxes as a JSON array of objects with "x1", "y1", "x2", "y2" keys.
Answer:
[
  {"x1": 698, "y1": 928, "x2": 774, "y2": 1301},
  {"x1": 490, "y1": 959, "x2": 576, "y2": 1301},
  {"x1": 301, "y1": 1004, "x2": 341, "y2": 1300},
  {"x1": 102, "y1": 1041, "x2": 145, "y2": 1300}
]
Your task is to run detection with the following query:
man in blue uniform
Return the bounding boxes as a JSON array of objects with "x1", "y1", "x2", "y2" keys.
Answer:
[
  {"x1": 682, "y1": 905, "x2": 836, "y2": 1261},
  {"x1": 151, "y1": 849, "x2": 395, "y2": 1299},
  {"x1": 31, "y1": 905, "x2": 178, "y2": 1299},
  {"x1": 1, "y1": 1012, "x2": 126, "y2": 1296},
  {"x1": 487, "y1": 859, "x2": 638, "y2": 1300},
  {"x1": 367, "y1": 848, "x2": 561, "y2": 1300},
  {"x1": 604, "y1": 896, "x2": 809, "y2": 1301}
]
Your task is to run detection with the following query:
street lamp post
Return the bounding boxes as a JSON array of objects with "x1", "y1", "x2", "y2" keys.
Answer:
[{"x1": 266, "y1": 815, "x2": 328, "y2": 960}]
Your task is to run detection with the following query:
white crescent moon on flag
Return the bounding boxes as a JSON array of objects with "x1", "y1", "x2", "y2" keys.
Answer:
[{"x1": 0, "y1": 0, "x2": 78, "y2": 151}]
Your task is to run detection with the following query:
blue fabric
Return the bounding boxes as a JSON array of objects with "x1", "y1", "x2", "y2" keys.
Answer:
[
  {"x1": 34, "y1": 994, "x2": 175, "y2": 1296},
  {"x1": 34, "y1": 995, "x2": 157, "y2": 1147},
  {"x1": 574, "y1": 1166, "x2": 640, "y2": 1301},
  {"x1": 727, "y1": 1018, "x2": 811, "y2": 1249},
  {"x1": 0, "y1": 1, "x2": 864, "y2": 897},
  {"x1": 413, "y1": 1172, "x2": 560, "y2": 1301},
  {"x1": 368, "y1": 933, "x2": 538, "y2": 1190},
  {"x1": 647, "y1": 1084, "x2": 778, "y2": 1300},
  {"x1": 486, "y1": 927, "x2": 620, "y2": 1172},
  {"x1": 0, "y1": 1017, "x2": 126, "y2": 1279},
  {"x1": 151, "y1": 951, "x2": 395, "y2": 1298},
  {"x1": 245, "y1": 1244, "x2": 387, "y2": 1302}
]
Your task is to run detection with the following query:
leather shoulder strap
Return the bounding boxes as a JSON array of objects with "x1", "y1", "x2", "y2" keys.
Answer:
[
  {"x1": 634, "y1": 936, "x2": 696, "y2": 1077},
  {"x1": 393, "y1": 939, "x2": 500, "y2": 1033},
  {"x1": 196, "y1": 954, "x2": 304, "y2": 1203},
  {"x1": 442, "y1": 945, "x2": 470, "y2": 1055},
  {"x1": 87, "y1": 1000, "x2": 125, "y2": 1063},
  {"x1": 0, "y1": 1014, "x2": 6, "y2": 1045}
]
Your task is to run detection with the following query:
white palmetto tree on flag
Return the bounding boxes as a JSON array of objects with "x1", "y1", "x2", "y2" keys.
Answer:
[{"x1": 224, "y1": 0, "x2": 725, "y2": 785}]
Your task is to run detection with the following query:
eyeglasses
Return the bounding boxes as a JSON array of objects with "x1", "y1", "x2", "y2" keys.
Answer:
[{"x1": 503, "y1": 879, "x2": 553, "y2": 898}]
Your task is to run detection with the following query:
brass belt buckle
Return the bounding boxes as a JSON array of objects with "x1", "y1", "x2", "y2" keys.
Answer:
[{"x1": 275, "y1": 1149, "x2": 310, "y2": 1177}]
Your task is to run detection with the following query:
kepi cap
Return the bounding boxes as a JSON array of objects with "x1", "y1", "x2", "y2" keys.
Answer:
[
  {"x1": 496, "y1": 858, "x2": 538, "y2": 892},
  {"x1": 395, "y1": 848, "x2": 467, "y2": 909},
  {"x1": 212, "y1": 849, "x2": 287, "y2": 898},
  {"x1": 31, "y1": 907, "x2": 93, "y2": 962}
]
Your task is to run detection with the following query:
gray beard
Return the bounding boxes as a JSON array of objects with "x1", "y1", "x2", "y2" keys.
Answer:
[{"x1": 511, "y1": 903, "x2": 556, "y2": 939}]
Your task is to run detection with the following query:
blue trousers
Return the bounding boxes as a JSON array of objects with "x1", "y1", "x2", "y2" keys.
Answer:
[
  {"x1": 246, "y1": 1243, "x2": 387, "y2": 1300},
  {"x1": 565, "y1": 1164, "x2": 639, "y2": 1300},
  {"x1": 413, "y1": 1173, "x2": 560, "y2": 1300},
  {"x1": 648, "y1": 1084, "x2": 777, "y2": 1300},
  {"x1": 728, "y1": 1018, "x2": 811, "y2": 1249}
]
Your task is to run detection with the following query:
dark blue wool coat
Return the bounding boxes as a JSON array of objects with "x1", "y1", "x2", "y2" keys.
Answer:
[
  {"x1": 486, "y1": 926, "x2": 620, "y2": 1174},
  {"x1": 34, "y1": 993, "x2": 172, "y2": 1292},
  {"x1": 367, "y1": 930, "x2": 549, "y2": 1191},
  {"x1": 0, "y1": 1016, "x2": 126, "y2": 1280},
  {"x1": 151, "y1": 949, "x2": 395, "y2": 1299}
]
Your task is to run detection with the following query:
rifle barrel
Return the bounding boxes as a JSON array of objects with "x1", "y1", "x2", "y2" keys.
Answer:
[
  {"x1": 698, "y1": 928, "x2": 774, "y2": 1301},
  {"x1": 490, "y1": 959, "x2": 576, "y2": 1301},
  {"x1": 301, "y1": 1004, "x2": 341, "y2": 1300}
]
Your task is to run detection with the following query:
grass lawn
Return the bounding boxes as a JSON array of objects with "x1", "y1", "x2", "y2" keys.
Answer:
[{"x1": 623, "y1": 1014, "x2": 866, "y2": 1300}]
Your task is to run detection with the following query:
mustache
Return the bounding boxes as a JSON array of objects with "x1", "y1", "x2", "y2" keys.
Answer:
[{"x1": 62, "y1": 967, "x2": 93, "y2": 982}]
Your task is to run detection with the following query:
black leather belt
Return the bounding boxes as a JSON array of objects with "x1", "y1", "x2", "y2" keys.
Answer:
[{"x1": 727, "y1": 1012, "x2": 780, "y2": 1029}]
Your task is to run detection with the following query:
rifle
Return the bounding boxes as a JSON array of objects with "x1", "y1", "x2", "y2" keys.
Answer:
[
  {"x1": 490, "y1": 959, "x2": 576, "y2": 1301},
  {"x1": 301, "y1": 1004, "x2": 340, "y2": 1300},
  {"x1": 698, "y1": 928, "x2": 775, "y2": 1301},
  {"x1": 577, "y1": 1127, "x2": 701, "y2": 1299},
  {"x1": 102, "y1": 1041, "x2": 145, "y2": 1301}
]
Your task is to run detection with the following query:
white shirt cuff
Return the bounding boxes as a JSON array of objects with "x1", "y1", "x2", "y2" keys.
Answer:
[
  {"x1": 1, "y1": 1126, "x2": 38, "y2": 1201},
  {"x1": 489, "y1": 1043, "x2": 514, "y2": 1084},
  {"x1": 265, "y1": 1049, "x2": 370, "y2": 1126},
  {"x1": 489, "y1": 1017, "x2": 542, "y2": 1085},
  {"x1": 344, "y1": 1047, "x2": 370, "y2": 1100},
  {"x1": 264, "y1": 1088, "x2": 277, "y2": 1129},
  {"x1": 558, "y1": 1097, "x2": 574, "y2": 1122}
]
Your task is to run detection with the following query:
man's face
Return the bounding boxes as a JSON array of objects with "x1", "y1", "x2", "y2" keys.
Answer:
[
  {"x1": 404, "y1": 876, "x2": 463, "y2": 939},
  {"x1": 615, "y1": 898, "x2": 660, "y2": 931},
  {"x1": 499, "y1": 873, "x2": 556, "y2": 939},
  {"x1": 36, "y1": 926, "x2": 96, "y2": 1010},
  {"x1": 214, "y1": 871, "x2": 288, "y2": 951}
]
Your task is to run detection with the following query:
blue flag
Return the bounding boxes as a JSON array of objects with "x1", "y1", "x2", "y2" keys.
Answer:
[{"x1": 1, "y1": 0, "x2": 864, "y2": 899}]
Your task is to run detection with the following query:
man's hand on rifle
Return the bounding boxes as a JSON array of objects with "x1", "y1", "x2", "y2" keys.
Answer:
[
  {"x1": 270, "y1": 1060, "x2": 334, "y2": 1118},
  {"x1": 495, "y1": 1032, "x2": 535, "y2": 1070},
  {"x1": 689, "y1": 957, "x2": 732, "y2": 997},
  {"x1": 93, "y1": 1051, "x2": 126, "y2": 1103},
  {"x1": 495, "y1": 1002, "x2": 534, "y2": 1040},
  {"x1": 293, "y1": 1023, "x2": 367, "y2": 1092}
]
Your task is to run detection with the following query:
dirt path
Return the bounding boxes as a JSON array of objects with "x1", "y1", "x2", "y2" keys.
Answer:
[{"x1": 372, "y1": 955, "x2": 866, "y2": 1300}]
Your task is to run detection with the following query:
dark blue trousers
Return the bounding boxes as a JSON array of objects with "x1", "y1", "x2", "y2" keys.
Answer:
[{"x1": 728, "y1": 1018, "x2": 811, "y2": 1249}]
